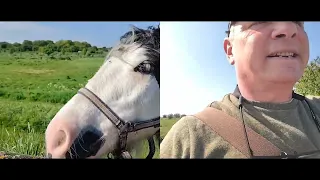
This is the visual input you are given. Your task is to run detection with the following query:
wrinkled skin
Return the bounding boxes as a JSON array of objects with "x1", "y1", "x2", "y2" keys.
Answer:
[{"x1": 224, "y1": 21, "x2": 309, "y2": 103}]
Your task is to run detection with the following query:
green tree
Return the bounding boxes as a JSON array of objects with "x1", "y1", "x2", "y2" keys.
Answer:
[
  {"x1": 82, "y1": 48, "x2": 87, "y2": 56},
  {"x1": 295, "y1": 57, "x2": 320, "y2": 96},
  {"x1": 174, "y1": 113, "x2": 181, "y2": 118},
  {"x1": 0, "y1": 39, "x2": 107, "y2": 55},
  {"x1": 12, "y1": 43, "x2": 22, "y2": 51},
  {"x1": 21, "y1": 40, "x2": 33, "y2": 51},
  {"x1": 0, "y1": 42, "x2": 11, "y2": 49}
]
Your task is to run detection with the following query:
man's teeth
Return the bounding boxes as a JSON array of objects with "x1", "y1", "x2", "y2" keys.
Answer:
[{"x1": 270, "y1": 52, "x2": 295, "y2": 57}]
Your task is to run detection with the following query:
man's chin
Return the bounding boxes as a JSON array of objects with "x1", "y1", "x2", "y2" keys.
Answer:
[{"x1": 265, "y1": 73, "x2": 301, "y2": 85}]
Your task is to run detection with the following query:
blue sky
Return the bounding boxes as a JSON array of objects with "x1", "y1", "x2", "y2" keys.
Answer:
[
  {"x1": 160, "y1": 22, "x2": 320, "y2": 116},
  {"x1": 1, "y1": 21, "x2": 319, "y2": 116},
  {"x1": 0, "y1": 22, "x2": 159, "y2": 47}
]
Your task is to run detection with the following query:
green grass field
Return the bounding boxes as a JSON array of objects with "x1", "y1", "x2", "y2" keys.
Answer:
[
  {"x1": 160, "y1": 118, "x2": 179, "y2": 140},
  {"x1": 0, "y1": 51, "x2": 159, "y2": 158}
]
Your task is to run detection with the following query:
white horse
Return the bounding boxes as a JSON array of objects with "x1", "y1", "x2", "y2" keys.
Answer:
[{"x1": 45, "y1": 25, "x2": 160, "y2": 159}]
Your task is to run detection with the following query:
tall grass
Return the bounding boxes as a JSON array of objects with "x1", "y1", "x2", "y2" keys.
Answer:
[
  {"x1": 0, "y1": 51, "x2": 100, "y2": 157},
  {"x1": 0, "y1": 124, "x2": 45, "y2": 157},
  {"x1": 0, "y1": 97, "x2": 63, "y2": 132},
  {"x1": 0, "y1": 124, "x2": 159, "y2": 158}
]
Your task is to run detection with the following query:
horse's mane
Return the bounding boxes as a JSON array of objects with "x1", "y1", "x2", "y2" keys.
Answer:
[
  {"x1": 120, "y1": 25, "x2": 160, "y2": 51},
  {"x1": 105, "y1": 25, "x2": 160, "y2": 65}
]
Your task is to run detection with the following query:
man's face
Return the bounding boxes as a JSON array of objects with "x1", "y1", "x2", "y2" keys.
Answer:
[{"x1": 224, "y1": 21, "x2": 309, "y2": 84}]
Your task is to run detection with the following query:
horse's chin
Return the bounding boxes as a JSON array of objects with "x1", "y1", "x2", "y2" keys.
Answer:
[
  {"x1": 87, "y1": 149, "x2": 110, "y2": 159},
  {"x1": 87, "y1": 156, "x2": 98, "y2": 159},
  {"x1": 86, "y1": 153, "x2": 104, "y2": 159}
]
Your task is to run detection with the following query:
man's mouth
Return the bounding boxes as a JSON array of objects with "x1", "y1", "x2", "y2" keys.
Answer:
[{"x1": 267, "y1": 52, "x2": 298, "y2": 58}]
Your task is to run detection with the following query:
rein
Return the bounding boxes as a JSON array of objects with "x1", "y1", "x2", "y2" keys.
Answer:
[{"x1": 77, "y1": 87, "x2": 160, "y2": 159}]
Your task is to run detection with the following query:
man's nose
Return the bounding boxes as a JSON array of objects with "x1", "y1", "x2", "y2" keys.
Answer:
[
  {"x1": 45, "y1": 118, "x2": 77, "y2": 158},
  {"x1": 271, "y1": 22, "x2": 299, "y2": 39}
]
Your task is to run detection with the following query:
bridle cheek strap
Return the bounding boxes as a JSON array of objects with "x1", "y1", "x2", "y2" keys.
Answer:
[{"x1": 77, "y1": 87, "x2": 160, "y2": 159}]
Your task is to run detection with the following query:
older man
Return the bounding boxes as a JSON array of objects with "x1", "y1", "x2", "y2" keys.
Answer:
[{"x1": 160, "y1": 21, "x2": 320, "y2": 159}]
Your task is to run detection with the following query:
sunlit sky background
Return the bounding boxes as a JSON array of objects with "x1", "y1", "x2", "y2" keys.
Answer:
[
  {"x1": 0, "y1": 22, "x2": 159, "y2": 47},
  {"x1": 160, "y1": 21, "x2": 320, "y2": 116},
  {"x1": 1, "y1": 21, "x2": 319, "y2": 116}
]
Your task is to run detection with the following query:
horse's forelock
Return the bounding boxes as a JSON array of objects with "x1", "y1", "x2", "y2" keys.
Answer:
[
  {"x1": 105, "y1": 25, "x2": 160, "y2": 63},
  {"x1": 120, "y1": 25, "x2": 160, "y2": 49}
]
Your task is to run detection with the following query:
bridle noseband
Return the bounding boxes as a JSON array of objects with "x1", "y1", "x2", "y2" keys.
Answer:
[
  {"x1": 77, "y1": 59, "x2": 160, "y2": 159},
  {"x1": 78, "y1": 88, "x2": 160, "y2": 159}
]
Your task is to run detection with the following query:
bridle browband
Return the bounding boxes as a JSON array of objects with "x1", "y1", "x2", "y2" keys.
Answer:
[{"x1": 77, "y1": 87, "x2": 160, "y2": 159}]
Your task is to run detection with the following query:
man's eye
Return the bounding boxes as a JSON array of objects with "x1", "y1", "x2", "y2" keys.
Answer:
[
  {"x1": 253, "y1": 21, "x2": 266, "y2": 25},
  {"x1": 249, "y1": 21, "x2": 304, "y2": 28},
  {"x1": 248, "y1": 21, "x2": 268, "y2": 28}
]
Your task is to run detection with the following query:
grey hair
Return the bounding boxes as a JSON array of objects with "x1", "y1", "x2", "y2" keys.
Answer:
[{"x1": 226, "y1": 21, "x2": 237, "y2": 37}]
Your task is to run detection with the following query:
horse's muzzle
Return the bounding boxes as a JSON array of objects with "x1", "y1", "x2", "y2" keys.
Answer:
[{"x1": 66, "y1": 125, "x2": 104, "y2": 159}]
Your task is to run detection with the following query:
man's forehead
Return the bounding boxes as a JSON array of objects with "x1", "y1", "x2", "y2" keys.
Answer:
[
  {"x1": 227, "y1": 21, "x2": 305, "y2": 37},
  {"x1": 229, "y1": 21, "x2": 305, "y2": 28},
  {"x1": 229, "y1": 21, "x2": 260, "y2": 28},
  {"x1": 229, "y1": 21, "x2": 246, "y2": 27}
]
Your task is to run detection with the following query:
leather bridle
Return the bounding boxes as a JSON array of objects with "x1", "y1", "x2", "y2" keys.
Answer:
[{"x1": 77, "y1": 59, "x2": 160, "y2": 159}]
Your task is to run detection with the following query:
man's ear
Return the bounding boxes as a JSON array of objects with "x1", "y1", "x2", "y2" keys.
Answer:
[{"x1": 223, "y1": 38, "x2": 234, "y2": 65}]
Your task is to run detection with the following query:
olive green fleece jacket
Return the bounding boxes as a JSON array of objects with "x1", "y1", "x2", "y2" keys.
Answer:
[{"x1": 160, "y1": 94, "x2": 320, "y2": 158}]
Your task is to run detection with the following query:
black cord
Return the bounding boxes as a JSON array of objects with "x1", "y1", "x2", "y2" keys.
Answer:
[
  {"x1": 233, "y1": 86, "x2": 319, "y2": 159},
  {"x1": 239, "y1": 95, "x2": 254, "y2": 158},
  {"x1": 238, "y1": 94, "x2": 319, "y2": 159},
  {"x1": 304, "y1": 99, "x2": 320, "y2": 132}
]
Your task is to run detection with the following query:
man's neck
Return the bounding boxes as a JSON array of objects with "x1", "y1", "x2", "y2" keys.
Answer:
[{"x1": 237, "y1": 81, "x2": 294, "y2": 103}]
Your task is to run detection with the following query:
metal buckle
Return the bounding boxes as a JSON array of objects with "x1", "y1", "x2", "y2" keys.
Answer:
[
  {"x1": 119, "y1": 151, "x2": 132, "y2": 159},
  {"x1": 280, "y1": 152, "x2": 289, "y2": 159}
]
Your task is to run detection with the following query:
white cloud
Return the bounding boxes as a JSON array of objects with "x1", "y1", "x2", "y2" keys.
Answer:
[{"x1": 0, "y1": 22, "x2": 63, "y2": 43}]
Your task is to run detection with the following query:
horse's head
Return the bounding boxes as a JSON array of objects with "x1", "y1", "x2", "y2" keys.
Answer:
[{"x1": 45, "y1": 25, "x2": 160, "y2": 159}]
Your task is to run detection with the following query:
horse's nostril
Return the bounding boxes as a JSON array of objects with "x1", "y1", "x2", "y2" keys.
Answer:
[
  {"x1": 45, "y1": 119, "x2": 78, "y2": 158},
  {"x1": 57, "y1": 130, "x2": 66, "y2": 147},
  {"x1": 66, "y1": 126, "x2": 104, "y2": 159}
]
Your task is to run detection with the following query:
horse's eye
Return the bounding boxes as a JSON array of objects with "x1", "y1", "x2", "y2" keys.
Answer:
[
  {"x1": 134, "y1": 62, "x2": 154, "y2": 74},
  {"x1": 144, "y1": 63, "x2": 152, "y2": 72}
]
